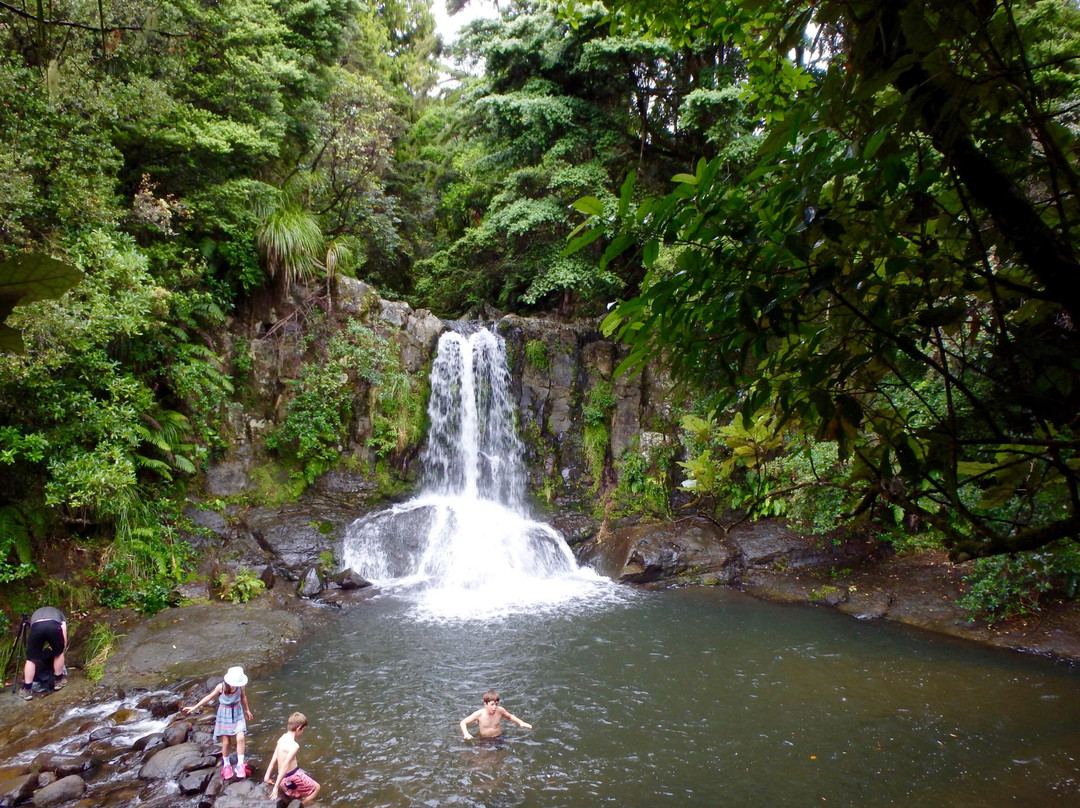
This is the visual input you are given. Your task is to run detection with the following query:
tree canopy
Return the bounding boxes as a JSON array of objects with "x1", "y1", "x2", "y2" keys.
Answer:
[
  {"x1": 3, "y1": 0, "x2": 1080, "y2": 619},
  {"x1": 565, "y1": 0, "x2": 1080, "y2": 560},
  {"x1": 0, "y1": 0, "x2": 438, "y2": 600}
]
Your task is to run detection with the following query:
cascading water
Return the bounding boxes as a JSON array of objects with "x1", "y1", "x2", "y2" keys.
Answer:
[{"x1": 341, "y1": 328, "x2": 606, "y2": 618}]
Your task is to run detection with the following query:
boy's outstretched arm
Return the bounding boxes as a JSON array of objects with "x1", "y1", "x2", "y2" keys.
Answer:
[
  {"x1": 501, "y1": 708, "x2": 532, "y2": 730},
  {"x1": 265, "y1": 744, "x2": 286, "y2": 802},
  {"x1": 262, "y1": 746, "x2": 278, "y2": 786},
  {"x1": 460, "y1": 710, "x2": 481, "y2": 739}
]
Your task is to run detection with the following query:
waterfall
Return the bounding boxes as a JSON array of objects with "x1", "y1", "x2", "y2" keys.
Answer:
[
  {"x1": 341, "y1": 327, "x2": 601, "y2": 618},
  {"x1": 420, "y1": 330, "x2": 526, "y2": 508}
]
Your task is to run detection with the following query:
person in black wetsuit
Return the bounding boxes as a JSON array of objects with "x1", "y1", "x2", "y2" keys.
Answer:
[{"x1": 20, "y1": 606, "x2": 67, "y2": 700}]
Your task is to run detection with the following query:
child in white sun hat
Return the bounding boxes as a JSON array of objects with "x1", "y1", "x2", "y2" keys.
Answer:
[{"x1": 182, "y1": 665, "x2": 254, "y2": 779}]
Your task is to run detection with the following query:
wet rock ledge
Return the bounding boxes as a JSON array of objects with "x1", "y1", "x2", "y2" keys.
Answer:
[
  {"x1": 577, "y1": 515, "x2": 1080, "y2": 663},
  {"x1": 0, "y1": 594, "x2": 331, "y2": 808},
  {"x1": 0, "y1": 683, "x2": 302, "y2": 808}
]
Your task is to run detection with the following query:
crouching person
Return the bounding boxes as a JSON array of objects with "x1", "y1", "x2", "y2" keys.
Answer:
[{"x1": 21, "y1": 606, "x2": 67, "y2": 700}]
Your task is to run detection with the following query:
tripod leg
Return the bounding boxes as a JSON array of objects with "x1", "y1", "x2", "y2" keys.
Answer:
[
  {"x1": 6, "y1": 628, "x2": 17, "y2": 695},
  {"x1": 10, "y1": 622, "x2": 28, "y2": 696}
]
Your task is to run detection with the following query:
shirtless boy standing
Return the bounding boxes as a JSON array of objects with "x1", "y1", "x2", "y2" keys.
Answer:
[
  {"x1": 264, "y1": 712, "x2": 321, "y2": 805},
  {"x1": 460, "y1": 690, "x2": 532, "y2": 740}
]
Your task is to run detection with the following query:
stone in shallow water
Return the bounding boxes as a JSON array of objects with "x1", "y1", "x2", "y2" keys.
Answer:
[
  {"x1": 297, "y1": 567, "x2": 323, "y2": 598},
  {"x1": 329, "y1": 567, "x2": 372, "y2": 590},
  {"x1": 31, "y1": 774, "x2": 85, "y2": 807},
  {"x1": 87, "y1": 726, "x2": 117, "y2": 743},
  {"x1": 131, "y1": 732, "x2": 163, "y2": 752},
  {"x1": 178, "y1": 767, "x2": 216, "y2": 794},
  {"x1": 0, "y1": 773, "x2": 36, "y2": 806},
  {"x1": 138, "y1": 742, "x2": 203, "y2": 780},
  {"x1": 162, "y1": 721, "x2": 191, "y2": 747},
  {"x1": 30, "y1": 753, "x2": 92, "y2": 778}
]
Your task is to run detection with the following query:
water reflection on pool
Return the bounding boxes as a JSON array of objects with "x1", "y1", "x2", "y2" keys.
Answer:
[{"x1": 246, "y1": 587, "x2": 1080, "y2": 807}]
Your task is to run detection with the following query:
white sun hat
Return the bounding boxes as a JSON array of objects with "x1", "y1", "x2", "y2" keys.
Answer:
[{"x1": 224, "y1": 666, "x2": 248, "y2": 687}]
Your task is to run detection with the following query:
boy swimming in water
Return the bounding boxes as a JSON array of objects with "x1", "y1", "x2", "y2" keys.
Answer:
[
  {"x1": 264, "y1": 712, "x2": 321, "y2": 805},
  {"x1": 460, "y1": 690, "x2": 532, "y2": 740}
]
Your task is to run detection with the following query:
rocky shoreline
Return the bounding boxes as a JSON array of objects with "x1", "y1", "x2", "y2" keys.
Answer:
[
  {"x1": 0, "y1": 593, "x2": 321, "y2": 808},
  {"x1": 581, "y1": 515, "x2": 1080, "y2": 664}
]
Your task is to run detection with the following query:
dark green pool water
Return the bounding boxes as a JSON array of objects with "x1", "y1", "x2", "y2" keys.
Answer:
[{"x1": 246, "y1": 586, "x2": 1080, "y2": 807}]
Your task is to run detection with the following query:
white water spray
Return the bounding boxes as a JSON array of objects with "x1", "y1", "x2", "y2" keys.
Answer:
[{"x1": 342, "y1": 328, "x2": 604, "y2": 618}]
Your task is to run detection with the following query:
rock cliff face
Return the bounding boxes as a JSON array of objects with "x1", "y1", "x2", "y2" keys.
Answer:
[{"x1": 194, "y1": 278, "x2": 681, "y2": 583}]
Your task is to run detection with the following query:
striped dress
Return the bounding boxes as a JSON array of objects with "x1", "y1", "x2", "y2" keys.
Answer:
[{"x1": 213, "y1": 687, "x2": 246, "y2": 739}]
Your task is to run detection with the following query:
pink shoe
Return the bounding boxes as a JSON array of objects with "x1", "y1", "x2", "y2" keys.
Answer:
[
  {"x1": 222, "y1": 765, "x2": 234, "y2": 780},
  {"x1": 235, "y1": 764, "x2": 248, "y2": 779}
]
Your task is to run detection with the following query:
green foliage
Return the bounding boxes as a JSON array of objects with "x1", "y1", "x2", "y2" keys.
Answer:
[
  {"x1": 369, "y1": 371, "x2": 426, "y2": 460},
  {"x1": 409, "y1": 2, "x2": 728, "y2": 316},
  {"x1": 0, "y1": 506, "x2": 35, "y2": 584},
  {"x1": 676, "y1": 408, "x2": 858, "y2": 527},
  {"x1": 877, "y1": 525, "x2": 946, "y2": 556},
  {"x1": 257, "y1": 194, "x2": 325, "y2": 289},
  {"x1": 268, "y1": 320, "x2": 422, "y2": 483},
  {"x1": 572, "y1": 0, "x2": 1080, "y2": 561},
  {"x1": 0, "y1": 253, "x2": 83, "y2": 352},
  {"x1": 83, "y1": 623, "x2": 119, "y2": 683},
  {"x1": 583, "y1": 380, "x2": 615, "y2": 427},
  {"x1": 959, "y1": 542, "x2": 1080, "y2": 624},
  {"x1": 613, "y1": 446, "x2": 672, "y2": 518},
  {"x1": 581, "y1": 381, "x2": 616, "y2": 491},
  {"x1": 215, "y1": 567, "x2": 267, "y2": 604},
  {"x1": 317, "y1": 550, "x2": 336, "y2": 577},
  {"x1": 808, "y1": 585, "x2": 842, "y2": 602},
  {"x1": 524, "y1": 339, "x2": 550, "y2": 372},
  {"x1": 769, "y1": 442, "x2": 852, "y2": 535},
  {"x1": 96, "y1": 536, "x2": 191, "y2": 615},
  {"x1": 677, "y1": 410, "x2": 783, "y2": 511}
]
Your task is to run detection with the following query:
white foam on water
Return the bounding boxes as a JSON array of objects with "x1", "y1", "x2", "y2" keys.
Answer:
[
  {"x1": 8, "y1": 693, "x2": 173, "y2": 763},
  {"x1": 342, "y1": 327, "x2": 616, "y2": 621}
]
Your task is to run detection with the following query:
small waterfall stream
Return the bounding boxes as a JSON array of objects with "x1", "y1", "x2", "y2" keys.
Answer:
[{"x1": 341, "y1": 328, "x2": 604, "y2": 618}]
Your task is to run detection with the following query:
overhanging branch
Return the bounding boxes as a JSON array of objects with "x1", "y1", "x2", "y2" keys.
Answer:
[{"x1": 0, "y1": 0, "x2": 187, "y2": 37}]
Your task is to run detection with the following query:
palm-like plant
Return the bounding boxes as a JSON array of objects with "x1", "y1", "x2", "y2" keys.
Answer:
[
  {"x1": 256, "y1": 194, "x2": 325, "y2": 291},
  {"x1": 323, "y1": 237, "x2": 356, "y2": 311}
]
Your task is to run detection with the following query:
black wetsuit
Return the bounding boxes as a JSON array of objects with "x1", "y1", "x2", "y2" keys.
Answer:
[{"x1": 27, "y1": 606, "x2": 66, "y2": 671}]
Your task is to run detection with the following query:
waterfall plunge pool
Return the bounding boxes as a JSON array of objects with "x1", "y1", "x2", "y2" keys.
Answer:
[
  {"x1": 278, "y1": 326, "x2": 1080, "y2": 806},
  {"x1": 245, "y1": 586, "x2": 1080, "y2": 808}
]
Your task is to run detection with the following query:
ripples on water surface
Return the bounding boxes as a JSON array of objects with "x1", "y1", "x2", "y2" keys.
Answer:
[{"x1": 247, "y1": 587, "x2": 1080, "y2": 807}]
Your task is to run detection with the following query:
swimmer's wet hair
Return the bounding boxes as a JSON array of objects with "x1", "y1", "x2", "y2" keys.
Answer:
[
  {"x1": 288, "y1": 712, "x2": 308, "y2": 731},
  {"x1": 482, "y1": 689, "x2": 500, "y2": 703}
]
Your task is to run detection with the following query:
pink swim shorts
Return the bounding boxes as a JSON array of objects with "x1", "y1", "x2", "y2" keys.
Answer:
[{"x1": 281, "y1": 767, "x2": 319, "y2": 799}]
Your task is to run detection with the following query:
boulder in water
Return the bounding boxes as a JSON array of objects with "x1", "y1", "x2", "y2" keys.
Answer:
[
  {"x1": 579, "y1": 517, "x2": 737, "y2": 584},
  {"x1": 0, "y1": 773, "x2": 36, "y2": 806},
  {"x1": 162, "y1": 721, "x2": 191, "y2": 747},
  {"x1": 30, "y1": 775, "x2": 84, "y2": 807},
  {"x1": 329, "y1": 567, "x2": 372, "y2": 590},
  {"x1": 178, "y1": 767, "x2": 216, "y2": 795},
  {"x1": 297, "y1": 567, "x2": 323, "y2": 598},
  {"x1": 138, "y1": 742, "x2": 203, "y2": 780},
  {"x1": 29, "y1": 753, "x2": 92, "y2": 778}
]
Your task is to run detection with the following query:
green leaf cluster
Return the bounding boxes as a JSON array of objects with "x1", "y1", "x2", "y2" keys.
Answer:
[
  {"x1": 569, "y1": 0, "x2": 1080, "y2": 561},
  {"x1": 267, "y1": 320, "x2": 423, "y2": 483},
  {"x1": 408, "y1": 1, "x2": 746, "y2": 316},
  {"x1": 215, "y1": 566, "x2": 267, "y2": 604}
]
